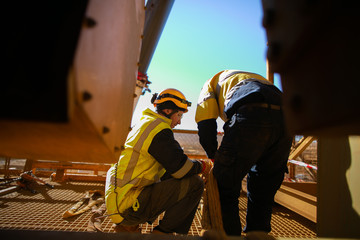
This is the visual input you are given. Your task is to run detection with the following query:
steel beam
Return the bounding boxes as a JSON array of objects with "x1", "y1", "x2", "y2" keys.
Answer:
[{"x1": 138, "y1": 0, "x2": 175, "y2": 73}]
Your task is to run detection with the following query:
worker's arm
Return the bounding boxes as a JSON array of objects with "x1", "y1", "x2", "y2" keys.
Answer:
[
  {"x1": 148, "y1": 129, "x2": 202, "y2": 179},
  {"x1": 197, "y1": 118, "x2": 218, "y2": 159}
]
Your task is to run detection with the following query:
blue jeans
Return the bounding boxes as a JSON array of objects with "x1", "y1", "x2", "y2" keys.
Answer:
[{"x1": 213, "y1": 105, "x2": 292, "y2": 236}]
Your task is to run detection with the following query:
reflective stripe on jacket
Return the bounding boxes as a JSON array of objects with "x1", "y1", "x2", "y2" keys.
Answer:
[
  {"x1": 105, "y1": 108, "x2": 171, "y2": 223},
  {"x1": 195, "y1": 70, "x2": 271, "y2": 123}
]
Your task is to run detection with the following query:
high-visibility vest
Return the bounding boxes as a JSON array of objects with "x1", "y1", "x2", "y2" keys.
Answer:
[
  {"x1": 195, "y1": 70, "x2": 271, "y2": 123},
  {"x1": 105, "y1": 108, "x2": 171, "y2": 223}
]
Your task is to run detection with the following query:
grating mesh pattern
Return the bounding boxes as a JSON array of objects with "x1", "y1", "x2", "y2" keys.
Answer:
[
  {"x1": 238, "y1": 193, "x2": 316, "y2": 238},
  {"x1": 0, "y1": 180, "x2": 316, "y2": 238}
]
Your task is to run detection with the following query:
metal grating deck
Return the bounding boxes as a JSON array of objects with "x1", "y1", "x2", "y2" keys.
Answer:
[{"x1": 0, "y1": 180, "x2": 316, "y2": 238}]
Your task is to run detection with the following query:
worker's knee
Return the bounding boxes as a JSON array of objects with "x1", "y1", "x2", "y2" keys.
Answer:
[
  {"x1": 178, "y1": 175, "x2": 204, "y2": 198},
  {"x1": 188, "y1": 175, "x2": 205, "y2": 195},
  {"x1": 191, "y1": 174, "x2": 204, "y2": 188}
]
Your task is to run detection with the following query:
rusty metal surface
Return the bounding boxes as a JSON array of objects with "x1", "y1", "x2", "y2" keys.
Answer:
[
  {"x1": 0, "y1": 0, "x2": 146, "y2": 163},
  {"x1": 0, "y1": 179, "x2": 316, "y2": 238}
]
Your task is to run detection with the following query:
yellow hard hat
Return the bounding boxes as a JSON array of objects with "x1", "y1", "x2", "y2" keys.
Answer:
[{"x1": 152, "y1": 88, "x2": 191, "y2": 112}]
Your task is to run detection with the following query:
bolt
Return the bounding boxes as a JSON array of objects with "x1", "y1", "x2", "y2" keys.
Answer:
[
  {"x1": 114, "y1": 146, "x2": 120, "y2": 152},
  {"x1": 82, "y1": 91, "x2": 92, "y2": 101},
  {"x1": 84, "y1": 17, "x2": 97, "y2": 28},
  {"x1": 102, "y1": 126, "x2": 110, "y2": 134}
]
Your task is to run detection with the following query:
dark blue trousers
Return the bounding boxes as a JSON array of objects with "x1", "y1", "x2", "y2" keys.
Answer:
[{"x1": 213, "y1": 105, "x2": 292, "y2": 236}]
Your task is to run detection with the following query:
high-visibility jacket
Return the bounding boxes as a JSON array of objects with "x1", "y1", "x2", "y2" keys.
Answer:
[
  {"x1": 105, "y1": 108, "x2": 173, "y2": 224},
  {"x1": 195, "y1": 70, "x2": 271, "y2": 123}
]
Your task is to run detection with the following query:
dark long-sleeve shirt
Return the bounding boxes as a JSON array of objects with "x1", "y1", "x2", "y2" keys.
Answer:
[
  {"x1": 148, "y1": 128, "x2": 202, "y2": 179},
  {"x1": 197, "y1": 118, "x2": 218, "y2": 159}
]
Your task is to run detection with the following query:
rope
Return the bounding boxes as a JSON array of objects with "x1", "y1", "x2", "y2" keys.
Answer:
[
  {"x1": 62, "y1": 190, "x2": 104, "y2": 218},
  {"x1": 201, "y1": 169, "x2": 227, "y2": 238}
]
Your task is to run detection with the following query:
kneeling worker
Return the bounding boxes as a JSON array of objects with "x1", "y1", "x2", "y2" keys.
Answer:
[{"x1": 105, "y1": 88, "x2": 212, "y2": 235}]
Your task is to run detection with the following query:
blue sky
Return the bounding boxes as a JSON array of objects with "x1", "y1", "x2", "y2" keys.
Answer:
[{"x1": 132, "y1": 0, "x2": 281, "y2": 130}]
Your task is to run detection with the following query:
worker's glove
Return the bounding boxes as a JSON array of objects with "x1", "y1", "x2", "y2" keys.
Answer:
[{"x1": 200, "y1": 159, "x2": 213, "y2": 176}]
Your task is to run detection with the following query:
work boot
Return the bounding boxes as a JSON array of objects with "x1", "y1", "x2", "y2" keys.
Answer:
[
  {"x1": 202, "y1": 229, "x2": 228, "y2": 240},
  {"x1": 151, "y1": 226, "x2": 173, "y2": 235},
  {"x1": 151, "y1": 229, "x2": 168, "y2": 235},
  {"x1": 245, "y1": 231, "x2": 276, "y2": 240},
  {"x1": 112, "y1": 223, "x2": 141, "y2": 233}
]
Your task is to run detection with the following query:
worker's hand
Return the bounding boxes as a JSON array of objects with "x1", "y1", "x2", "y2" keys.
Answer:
[{"x1": 200, "y1": 159, "x2": 213, "y2": 176}]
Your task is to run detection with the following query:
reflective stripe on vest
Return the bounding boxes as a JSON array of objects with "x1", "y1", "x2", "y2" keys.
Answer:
[
  {"x1": 171, "y1": 157, "x2": 194, "y2": 179},
  {"x1": 197, "y1": 70, "x2": 270, "y2": 122},
  {"x1": 216, "y1": 70, "x2": 250, "y2": 97},
  {"x1": 197, "y1": 91, "x2": 216, "y2": 106},
  {"x1": 111, "y1": 118, "x2": 165, "y2": 188}
]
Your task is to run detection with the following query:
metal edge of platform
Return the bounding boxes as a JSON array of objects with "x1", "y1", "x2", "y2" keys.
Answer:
[{"x1": 0, "y1": 229, "x2": 248, "y2": 240}]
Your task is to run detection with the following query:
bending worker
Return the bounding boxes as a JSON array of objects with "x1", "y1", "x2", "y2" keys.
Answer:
[
  {"x1": 105, "y1": 88, "x2": 212, "y2": 235},
  {"x1": 195, "y1": 70, "x2": 292, "y2": 235}
]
